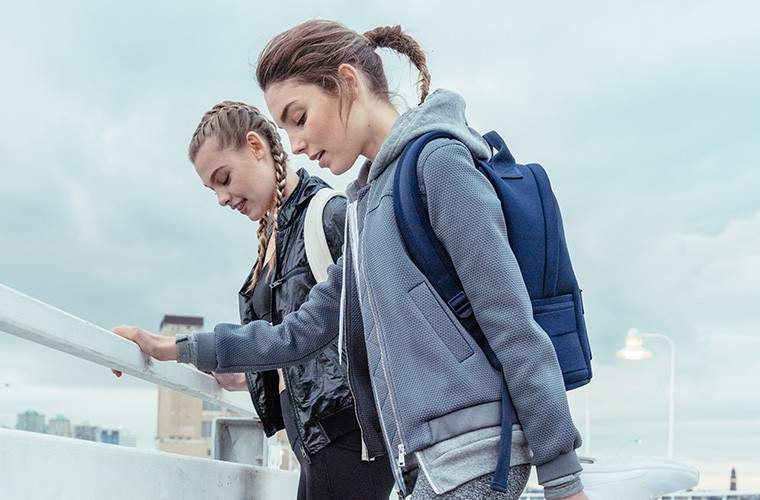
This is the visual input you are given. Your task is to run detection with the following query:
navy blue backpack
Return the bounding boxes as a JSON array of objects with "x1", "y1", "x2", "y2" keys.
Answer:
[{"x1": 393, "y1": 130, "x2": 592, "y2": 492}]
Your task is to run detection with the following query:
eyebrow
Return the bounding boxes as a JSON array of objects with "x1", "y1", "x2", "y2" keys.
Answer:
[
  {"x1": 204, "y1": 165, "x2": 227, "y2": 189},
  {"x1": 279, "y1": 100, "x2": 297, "y2": 124}
]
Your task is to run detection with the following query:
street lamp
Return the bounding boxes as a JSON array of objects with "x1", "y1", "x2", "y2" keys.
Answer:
[{"x1": 617, "y1": 328, "x2": 676, "y2": 459}]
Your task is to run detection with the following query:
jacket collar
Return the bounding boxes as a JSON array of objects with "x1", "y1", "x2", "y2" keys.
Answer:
[{"x1": 276, "y1": 168, "x2": 330, "y2": 228}]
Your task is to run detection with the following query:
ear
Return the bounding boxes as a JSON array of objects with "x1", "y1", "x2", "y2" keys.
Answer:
[
  {"x1": 245, "y1": 131, "x2": 268, "y2": 160},
  {"x1": 337, "y1": 63, "x2": 361, "y2": 99}
]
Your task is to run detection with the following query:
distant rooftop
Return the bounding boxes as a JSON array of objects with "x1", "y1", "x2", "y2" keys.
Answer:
[{"x1": 160, "y1": 315, "x2": 204, "y2": 329}]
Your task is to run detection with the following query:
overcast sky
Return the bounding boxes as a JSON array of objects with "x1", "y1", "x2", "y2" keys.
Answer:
[{"x1": 1, "y1": 0, "x2": 759, "y2": 491}]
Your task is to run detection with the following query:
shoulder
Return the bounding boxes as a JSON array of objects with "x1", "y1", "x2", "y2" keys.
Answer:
[
  {"x1": 319, "y1": 193, "x2": 347, "y2": 260},
  {"x1": 419, "y1": 137, "x2": 471, "y2": 166},
  {"x1": 415, "y1": 137, "x2": 476, "y2": 193},
  {"x1": 320, "y1": 192, "x2": 347, "y2": 224},
  {"x1": 319, "y1": 192, "x2": 347, "y2": 244}
]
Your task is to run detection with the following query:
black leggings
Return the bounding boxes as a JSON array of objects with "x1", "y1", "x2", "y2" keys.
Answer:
[{"x1": 280, "y1": 390, "x2": 395, "y2": 500}]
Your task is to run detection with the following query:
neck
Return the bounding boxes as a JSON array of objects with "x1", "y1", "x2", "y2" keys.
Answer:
[
  {"x1": 280, "y1": 168, "x2": 300, "y2": 203},
  {"x1": 362, "y1": 100, "x2": 400, "y2": 162}
]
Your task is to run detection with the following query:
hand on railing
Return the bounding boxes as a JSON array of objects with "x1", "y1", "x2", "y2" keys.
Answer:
[
  {"x1": 110, "y1": 325, "x2": 177, "y2": 377},
  {"x1": 212, "y1": 372, "x2": 248, "y2": 391}
]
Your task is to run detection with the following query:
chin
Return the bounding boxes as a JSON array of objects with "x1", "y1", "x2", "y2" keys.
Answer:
[
  {"x1": 328, "y1": 159, "x2": 354, "y2": 176},
  {"x1": 248, "y1": 209, "x2": 266, "y2": 221}
]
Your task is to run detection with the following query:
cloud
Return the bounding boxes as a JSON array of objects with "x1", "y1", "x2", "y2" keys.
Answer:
[{"x1": 1, "y1": 0, "x2": 759, "y2": 472}]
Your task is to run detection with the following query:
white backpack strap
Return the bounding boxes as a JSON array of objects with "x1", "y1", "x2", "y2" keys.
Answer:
[{"x1": 304, "y1": 188, "x2": 346, "y2": 283}]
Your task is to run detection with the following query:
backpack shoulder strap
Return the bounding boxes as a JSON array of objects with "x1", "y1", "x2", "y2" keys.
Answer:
[
  {"x1": 393, "y1": 131, "x2": 474, "y2": 319},
  {"x1": 304, "y1": 188, "x2": 346, "y2": 283},
  {"x1": 393, "y1": 130, "x2": 516, "y2": 493}
]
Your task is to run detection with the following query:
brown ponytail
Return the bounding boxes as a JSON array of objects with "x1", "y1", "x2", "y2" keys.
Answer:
[
  {"x1": 256, "y1": 20, "x2": 431, "y2": 105},
  {"x1": 363, "y1": 25, "x2": 430, "y2": 104}
]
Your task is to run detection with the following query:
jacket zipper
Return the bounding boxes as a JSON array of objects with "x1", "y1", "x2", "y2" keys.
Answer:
[
  {"x1": 342, "y1": 211, "x2": 373, "y2": 461},
  {"x1": 270, "y1": 229, "x2": 311, "y2": 462},
  {"x1": 351, "y1": 202, "x2": 408, "y2": 494},
  {"x1": 362, "y1": 262, "x2": 408, "y2": 494},
  {"x1": 344, "y1": 268, "x2": 371, "y2": 461}
]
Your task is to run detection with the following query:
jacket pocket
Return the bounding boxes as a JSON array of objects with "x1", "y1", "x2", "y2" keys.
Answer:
[{"x1": 409, "y1": 281, "x2": 474, "y2": 362}]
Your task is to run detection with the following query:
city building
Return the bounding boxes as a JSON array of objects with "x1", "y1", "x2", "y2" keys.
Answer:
[
  {"x1": 98, "y1": 428, "x2": 136, "y2": 446},
  {"x1": 15, "y1": 410, "x2": 45, "y2": 434},
  {"x1": 156, "y1": 315, "x2": 221, "y2": 457},
  {"x1": 46, "y1": 414, "x2": 72, "y2": 437},
  {"x1": 119, "y1": 429, "x2": 137, "y2": 448},
  {"x1": 100, "y1": 429, "x2": 120, "y2": 445},
  {"x1": 74, "y1": 423, "x2": 100, "y2": 442}
]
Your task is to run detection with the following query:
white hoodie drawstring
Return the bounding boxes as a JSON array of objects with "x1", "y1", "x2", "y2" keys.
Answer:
[{"x1": 337, "y1": 208, "x2": 350, "y2": 364}]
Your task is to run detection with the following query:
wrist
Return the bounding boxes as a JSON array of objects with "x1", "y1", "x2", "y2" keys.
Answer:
[
  {"x1": 161, "y1": 336, "x2": 178, "y2": 361},
  {"x1": 175, "y1": 334, "x2": 194, "y2": 363}
]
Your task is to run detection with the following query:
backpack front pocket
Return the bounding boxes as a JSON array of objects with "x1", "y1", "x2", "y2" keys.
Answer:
[{"x1": 532, "y1": 292, "x2": 589, "y2": 388}]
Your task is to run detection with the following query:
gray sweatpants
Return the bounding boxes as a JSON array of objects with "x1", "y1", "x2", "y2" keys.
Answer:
[{"x1": 410, "y1": 465, "x2": 531, "y2": 499}]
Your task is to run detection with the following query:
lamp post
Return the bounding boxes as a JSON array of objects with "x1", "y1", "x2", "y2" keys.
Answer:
[
  {"x1": 584, "y1": 388, "x2": 591, "y2": 455},
  {"x1": 616, "y1": 328, "x2": 676, "y2": 459}
]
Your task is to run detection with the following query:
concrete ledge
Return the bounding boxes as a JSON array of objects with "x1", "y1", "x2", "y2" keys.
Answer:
[{"x1": 0, "y1": 428, "x2": 298, "y2": 500}]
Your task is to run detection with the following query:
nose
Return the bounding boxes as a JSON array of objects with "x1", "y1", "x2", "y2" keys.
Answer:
[
  {"x1": 290, "y1": 135, "x2": 307, "y2": 155},
  {"x1": 216, "y1": 190, "x2": 231, "y2": 207}
]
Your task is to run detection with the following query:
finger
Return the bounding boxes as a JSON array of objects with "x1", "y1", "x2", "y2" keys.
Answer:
[
  {"x1": 212, "y1": 374, "x2": 232, "y2": 389},
  {"x1": 112, "y1": 327, "x2": 155, "y2": 356},
  {"x1": 112, "y1": 325, "x2": 137, "y2": 340}
]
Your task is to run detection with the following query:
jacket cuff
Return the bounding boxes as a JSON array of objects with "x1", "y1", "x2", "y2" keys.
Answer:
[
  {"x1": 536, "y1": 449, "x2": 583, "y2": 486},
  {"x1": 192, "y1": 331, "x2": 218, "y2": 371},
  {"x1": 175, "y1": 334, "x2": 195, "y2": 364},
  {"x1": 543, "y1": 473, "x2": 583, "y2": 499}
]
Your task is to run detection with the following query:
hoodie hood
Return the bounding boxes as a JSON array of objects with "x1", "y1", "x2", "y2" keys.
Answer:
[{"x1": 348, "y1": 89, "x2": 491, "y2": 196}]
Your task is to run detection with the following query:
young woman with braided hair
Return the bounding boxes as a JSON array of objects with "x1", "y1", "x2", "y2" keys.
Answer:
[
  {"x1": 114, "y1": 21, "x2": 588, "y2": 500},
  {"x1": 188, "y1": 101, "x2": 291, "y2": 287},
  {"x1": 116, "y1": 100, "x2": 394, "y2": 500}
]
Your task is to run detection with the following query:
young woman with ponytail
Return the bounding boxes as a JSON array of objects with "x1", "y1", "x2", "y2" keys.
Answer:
[
  {"x1": 116, "y1": 100, "x2": 394, "y2": 500},
  {"x1": 114, "y1": 21, "x2": 589, "y2": 500}
]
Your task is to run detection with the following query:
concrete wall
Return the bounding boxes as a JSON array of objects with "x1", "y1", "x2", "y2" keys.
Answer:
[{"x1": 0, "y1": 428, "x2": 299, "y2": 500}]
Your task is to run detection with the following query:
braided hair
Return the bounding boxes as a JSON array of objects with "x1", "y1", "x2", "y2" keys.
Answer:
[{"x1": 188, "y1": 101, "x2": 288, "y2": 292}]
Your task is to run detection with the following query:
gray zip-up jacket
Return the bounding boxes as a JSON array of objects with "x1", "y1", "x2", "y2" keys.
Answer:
[{"x1": 181, "y1": 89, "x2": 584, "y2": 497}]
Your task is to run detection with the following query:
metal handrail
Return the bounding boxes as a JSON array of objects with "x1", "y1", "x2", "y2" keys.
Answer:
[{"x1": 0, "y1": 283, "x2": 253, "y2": 416}]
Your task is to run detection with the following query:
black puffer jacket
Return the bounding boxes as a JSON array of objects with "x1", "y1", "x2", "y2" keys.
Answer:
[{"x1": 240, "y1": 169, "x2": 355, "y2": 457}]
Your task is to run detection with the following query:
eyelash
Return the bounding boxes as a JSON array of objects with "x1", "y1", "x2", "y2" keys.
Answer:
[
  {"x1": 222, "y1": 175, "x2": 230, "y2": 185},
  {"x1": 296, "y1": 113, "x2": 306, "y2": 126}
]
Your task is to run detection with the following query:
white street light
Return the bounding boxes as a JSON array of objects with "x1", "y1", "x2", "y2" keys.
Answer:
[
  {"x1": 617, "y1": 328, "x2": 676, "y2": 459},
  {"x1": 584, "y1": 388, "x2": 591, "y2": 455}
]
